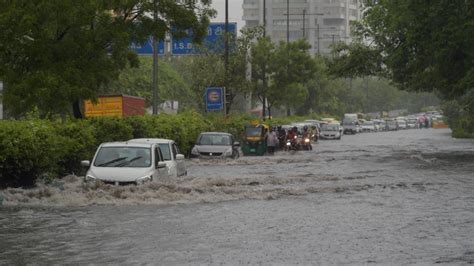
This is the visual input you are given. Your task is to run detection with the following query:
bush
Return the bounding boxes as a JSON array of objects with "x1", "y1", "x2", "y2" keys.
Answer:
[
  {"x1": 53, "y1": 119, "x2": 97, "y2": 175},
  {"x1": 88, "y1": 117, "x2": 134, "y2": 145},
  {"x1": 442, "y1": 99, "x2": 474, "y2": 139},
  {"x1": 0, "y1": 120, "x2": 63, "y2": 187}
]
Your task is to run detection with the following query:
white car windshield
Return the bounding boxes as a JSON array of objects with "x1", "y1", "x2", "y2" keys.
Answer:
[
  {"x1": 94, "y1": 147, "x2": 151, "y2": 167},
  {"x1": 198, "y1": 134, "x2": 232, "y2": 146}
]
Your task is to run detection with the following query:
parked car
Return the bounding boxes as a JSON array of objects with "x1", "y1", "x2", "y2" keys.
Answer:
[
  {"x1": 373, "y1": 119, "x2": 385, "y2": 131},
  {"x1": 397, "y1": 118, "x2": 407, "y2": 129},
  {"x1": 385, "y1": 119, "x2": 399, "y2": 131},
  {"x1": 406, "y1": 117, "x2": 418, "y2": 129},
  {"x1": 342, "y1": 119, "x2": 358, "y2": 134},
  {"x1": 361, "y1": 121, "x2": 377, "y2": 132},
  {"x1": 81, "y1": 141, "x2": 168, "y2": 185},
  {"x1": 128, "y1": 138, "x2": 187, "y2": 177},
  {"x1": 190, "y1": 132, "x2": 240, "y2": 159},
  {"x1": 320, "y1": 123, "x2": 343, "y2": 140}
]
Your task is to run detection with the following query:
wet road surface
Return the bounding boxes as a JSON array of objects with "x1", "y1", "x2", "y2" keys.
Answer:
[{"x1": 1, "y1": 128, "x2": 474, "y2": 264}]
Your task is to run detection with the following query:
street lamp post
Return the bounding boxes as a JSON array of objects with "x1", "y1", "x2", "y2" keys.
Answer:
[
  {"x1": 152, "y1": 0, "x2": 158, "y2": 115},
  {"x1": 224, "y1": 0, "x2": 229, "y2": 116}
]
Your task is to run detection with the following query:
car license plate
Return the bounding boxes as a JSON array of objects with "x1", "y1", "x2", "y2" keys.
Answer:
[{"x1": 250, "y1": 148, "x2": 256, "y2": 152}]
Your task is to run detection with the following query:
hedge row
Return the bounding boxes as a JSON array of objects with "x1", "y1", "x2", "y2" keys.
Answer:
[
  {"x1": 0, "y1": 111, "x2": 214, "y2": 188},
  {"x1": 0, "y1": 111, "x2": 321, "y2": 188}
]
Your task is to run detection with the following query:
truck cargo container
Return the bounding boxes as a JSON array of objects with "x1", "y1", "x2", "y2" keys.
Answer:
[{"x1": 84, "y1": 95, "x2": 146, "y2": 118}]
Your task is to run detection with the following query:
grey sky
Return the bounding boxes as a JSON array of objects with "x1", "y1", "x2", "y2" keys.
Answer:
[{"x1": 210, "y1": 0, "x2": 244, "y2": 32}]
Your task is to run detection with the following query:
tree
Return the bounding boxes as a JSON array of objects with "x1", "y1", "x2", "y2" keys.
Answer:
[
  {"x1": 250, "y1": 36, "x2": 274, "y2": 119},
  {"x1": 172, "y1": 26, "x2": 260, "y2": 113},
  {"x1": 106, "y1": 57, "x2": 194, "y2": 109},
  {"x1": 0, "y1": 0, "x2": 214, "y2": 118},
  {"x1": 353, "y1": 0, "x2": 474, "y2": 99},
  {"x1": 269, "y1": 40, "x2": 316, "y2": 115}
]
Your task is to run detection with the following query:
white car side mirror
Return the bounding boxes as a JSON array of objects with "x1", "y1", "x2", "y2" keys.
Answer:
[
  {"x1": 157, "y1": 161, "x2": 167, "y2": 169},
  {"x1": 81, "y1": 160, "x2": 90, "y2": 167},
  {"x1": 176, "y1": 154, "x2": 185, "y2": 160}
]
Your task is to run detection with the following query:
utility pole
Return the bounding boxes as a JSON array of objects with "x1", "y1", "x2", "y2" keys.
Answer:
[
  {"x1": 317, "y1": 23, "x2": 320, "y2": 54},
  {"x1": 0, "y1": 81, "x2": 3, "y2": 119},
  {"x1": 302, "y1": 9, "x2": 306, "y2": 39},
  {"x1": 286, "y1": 0, "x2": 289, "y2": 45},
  {"x1": 286, "y1": 0, "x2": 290, "y2": 116},
  {"x1": 224, "y1": 0, "x2": 229, "y2": 116},
  {"x1": 365, "y1": 76, "x2": 369, "y2": 113},
  {"x1": 262, "y1": 0, "x2": 267, "y2": 120},
  {"x1": 263, "y1": 0, "x2": 266, "y2": 36},
  {"x1": 152, "y1": 0, "x2": 158, "y2": 115}
]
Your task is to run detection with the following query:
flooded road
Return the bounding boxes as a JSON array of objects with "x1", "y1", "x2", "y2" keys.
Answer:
[{"x1": 1, "y1": 128, "x2": 474, "y2": 264}]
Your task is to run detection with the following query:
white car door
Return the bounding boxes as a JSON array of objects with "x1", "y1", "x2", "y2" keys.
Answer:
[
  {"x1": 158, "y1": 143, "x2": 178, "y2": 177},
  {"x1": 154, "y1": 146, "x2": 168, "y2": 179},
  {"x1": 171, "y1": 143, "x2": 186, "y2": 176}
]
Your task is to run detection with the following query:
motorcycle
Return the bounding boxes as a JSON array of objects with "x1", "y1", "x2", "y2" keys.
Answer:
[
  {"x1": 302, "y1": 137, "x2": 312, "y2": 150},
  {"x1": 286, "y1": 136, "x2": 298, "y2": 151}
]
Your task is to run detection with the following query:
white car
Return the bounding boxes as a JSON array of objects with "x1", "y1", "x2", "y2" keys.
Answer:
[
  {"x1": 128, "y1": 138, "x2": 187, "y2": 177},
  {"x1": 361, "y1": 121, "x2": 377, "y2": 132},
  {"x1": 81, "y1": 142, "x2": 168, "y2": 185},
  {"x1": 397, "y1": 119, "x2": 407, "y2": 129}
]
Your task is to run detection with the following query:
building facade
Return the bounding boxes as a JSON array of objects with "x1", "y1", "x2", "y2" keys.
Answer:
[{"x1": 242, "y1": 0, "x2": 360, "y2": 55}]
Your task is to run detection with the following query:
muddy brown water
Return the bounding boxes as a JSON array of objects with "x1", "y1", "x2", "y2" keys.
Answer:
[{"x1": 1, "y1": 128, "x2": 473, "y2": 264}]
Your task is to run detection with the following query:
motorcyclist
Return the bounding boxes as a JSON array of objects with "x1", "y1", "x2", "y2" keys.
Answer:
[
  {"x1": 302, "y1": 126, "x2": 313, "y2": 150},
  {"x1": 286, "y1": 127, "x2": 298, "y2": 150}
]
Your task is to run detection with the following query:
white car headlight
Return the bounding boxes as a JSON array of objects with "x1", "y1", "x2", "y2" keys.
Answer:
[
  {"x1": 136, "y1": 176, "x2": 152, "y2": 184},
  {"x1": 84, "y1": 174, "x2": 97, "y2": 183}
]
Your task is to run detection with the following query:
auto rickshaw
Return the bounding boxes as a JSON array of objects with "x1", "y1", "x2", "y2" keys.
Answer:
[{"x1": 241, "y1": 123, "x2": 269, "y2": 156}]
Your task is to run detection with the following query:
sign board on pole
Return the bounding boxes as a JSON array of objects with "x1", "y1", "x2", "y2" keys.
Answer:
[
  {"x1": 130, "y1": 38, "x2": 165, "y2": 55},
  {"x1": 172, "y1": 23, "x2": 237, "y2": 55},
  {"x1": 205, "y1": 87, "x2": 225, "y2": 111}
]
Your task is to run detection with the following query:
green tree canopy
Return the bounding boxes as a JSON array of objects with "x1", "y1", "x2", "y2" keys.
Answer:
[
  {"x1": 351, "y1": 0, "x2": 473, "y2": 99},
  {"x1": 269, "y1": 40, "x2": 316, "y2": 113},
  {"x1": 106, "y1": 57, "x2": 193, "y2": 109},
  {"x1": 0, "y1": 0, "x2": 214, "y2": 117}
]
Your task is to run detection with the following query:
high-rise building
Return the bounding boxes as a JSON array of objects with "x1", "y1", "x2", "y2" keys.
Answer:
[{"x1": 242, "y1": 0, "x2": 361, "y2": 55}]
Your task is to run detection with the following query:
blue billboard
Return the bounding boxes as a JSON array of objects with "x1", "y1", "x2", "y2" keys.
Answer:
[
  {"x1": 172, "y1": 23, "x2": 237, "y2": 55},
  {"x1": 205, "y1": 87, "x2": 225, "y2": 111},
  {"x1": 130, "y1": 38, "x2": 165, "y2": 55}
]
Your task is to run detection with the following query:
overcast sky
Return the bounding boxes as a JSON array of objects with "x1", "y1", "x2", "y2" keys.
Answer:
[{"x1": 210, "y1": 0, "x2": 245, "y2": 32}]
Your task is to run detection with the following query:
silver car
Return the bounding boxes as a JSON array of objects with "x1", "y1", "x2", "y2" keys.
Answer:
[
  {"x1": 190, "y1": 132, "x2": 240, "y2": 159},
  {"x1": 128, "y1": 138, "x2": 187, "y2": 177},
  {"x1": 319, "y1": 124, "x2": 343, "y2": 140},
  {"x1": 81, "y1": 142, "x2": 168, "y2": 185}
]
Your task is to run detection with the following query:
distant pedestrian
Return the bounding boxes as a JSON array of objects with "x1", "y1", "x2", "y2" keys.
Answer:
[
  {"x1": 423, "y1": 115, "x2": 429, "y2": 129},
  {"x1": 266, "y1": 128, "x2": 278, "y2": 155}
]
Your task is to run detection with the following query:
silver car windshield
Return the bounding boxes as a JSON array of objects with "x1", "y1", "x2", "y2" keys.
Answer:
[
  {"x1": 94, "y1": 147, "x2": 151, "y2": 167},
  {"x1": 322, "y1": 124, "x2": 339, "y2": 131},
  {"x1": 198, "y1": 134, "x2": 232, "y2": 146}
]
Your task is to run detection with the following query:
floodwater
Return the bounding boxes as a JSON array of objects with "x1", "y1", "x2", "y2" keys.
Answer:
[{"x1": 1, "y1": 128, "x2": 473, "y2": 264}]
